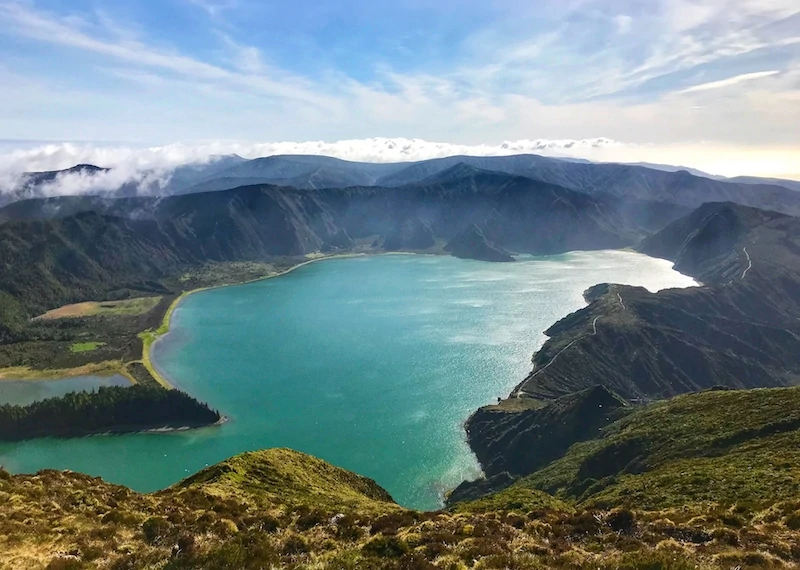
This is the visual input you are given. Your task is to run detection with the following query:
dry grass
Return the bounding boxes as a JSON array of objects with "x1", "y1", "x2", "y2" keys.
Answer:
[
  {"x1": 2, "y1": 448, "x2": 800, "y2": 570},
  {"x1": 0, "y1": 361, "x2": 132, "y2": 381},
  {"x1": 34, "y1": 298, "x2": 162, "y2": 321}
]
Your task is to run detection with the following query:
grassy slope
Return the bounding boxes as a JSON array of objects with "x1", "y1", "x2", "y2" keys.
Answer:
[
  {"x1": 174, "y1": 448, "x2": 398, "y2": 514},
  {"x1": 504, "y1": 386, "x2": 800, "y2": 511},
  {"x1": 3, "y1": 442, "x2": 800, "y2": 570}
]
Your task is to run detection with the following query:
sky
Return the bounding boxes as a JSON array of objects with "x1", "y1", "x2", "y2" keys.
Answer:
[{"x1": 0, "y1": 0, "x2": 798, "y2": 179}]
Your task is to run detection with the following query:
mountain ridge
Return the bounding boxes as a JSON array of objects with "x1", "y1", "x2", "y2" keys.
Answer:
[
  {"x1": 460, "y1": 201, "x2": 800, "y2": 494},
  {"x1": 5, "y1": 152, "x2": 800, "y2": 216}
]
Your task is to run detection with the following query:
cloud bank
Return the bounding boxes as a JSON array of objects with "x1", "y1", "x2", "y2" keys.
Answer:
[
  {"x1": 0, "y1": 137, "x2": 626, "y2": 197},
  {"x1": 1, "y1": 136, "x2": 799, "y2": 200}
]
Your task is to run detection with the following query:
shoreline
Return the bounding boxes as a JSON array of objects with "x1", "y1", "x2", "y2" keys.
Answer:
[
  {"x1": 0, "y1": 251, "x2": 425, "y2": 388},
  {"x1": 1, "y1": 249, "x2": 691, "y2": 391},
  {"x1": 143, "y1": 252, "x2": 387, "y2": 389}
]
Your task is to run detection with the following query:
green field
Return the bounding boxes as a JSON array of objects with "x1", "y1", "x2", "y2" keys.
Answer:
[{"x1": 69, "y1": 342, "x2": 107, "y2": 354}]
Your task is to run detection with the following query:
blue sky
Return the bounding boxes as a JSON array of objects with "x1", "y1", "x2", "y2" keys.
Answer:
[{"x1": 0, "y1": 0, "x2": 798, "y2": 177}]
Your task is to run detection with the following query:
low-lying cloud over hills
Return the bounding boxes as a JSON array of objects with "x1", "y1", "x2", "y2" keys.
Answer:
[
  {"x1": 2, "y1": 137, "x2": 798, "y2": 201},
  {"x1": 0, "y1": 137, "x2": 624, "y2": 198}
]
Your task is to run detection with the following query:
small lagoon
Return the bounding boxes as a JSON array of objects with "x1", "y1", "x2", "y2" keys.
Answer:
[
  {"x1": 0, "y1": 252, "x2": 696, "y2": 510},
  {"x1": 0, "y1": 375, "x2": 130, "y2": 407}
]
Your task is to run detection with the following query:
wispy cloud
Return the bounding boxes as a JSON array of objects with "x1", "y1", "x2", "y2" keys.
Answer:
[
  {"x1": 185, "y1": 0, "x2": 238, "y2": 18},
  {"x1": 679, "y1": 70, "x2": 781, "y2": 93},
  {"x1": 0, "y1": 1, "x2": 337, "y2": 109},
  {"x1": 0, "y1": 0, "x2": 797, "y2": 176}
]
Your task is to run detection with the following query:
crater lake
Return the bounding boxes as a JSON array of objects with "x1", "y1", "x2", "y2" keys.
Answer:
[{"x1": 0, "y1": 252, "x2": 696, "y2": 510}]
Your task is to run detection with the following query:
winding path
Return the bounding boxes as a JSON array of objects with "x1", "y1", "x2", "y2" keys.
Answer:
[
  {"x1": 515, "y1": 316, "x2": 601, "y2": 398},
  {"x1": 617, "y1": 293, "x2": 626, "y2": 311},
  {"x1": 515, "y1": 339, "x2": 579, "y2": 397},
  {"x1": 742, "y1": 247, "x2": 752, "y2": 279}
]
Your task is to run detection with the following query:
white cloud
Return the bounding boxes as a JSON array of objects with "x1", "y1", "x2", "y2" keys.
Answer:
[
  {"x1": 679, "y1": 70, "x2": 781, "y2": 93},
  {"x1": 186, "y1": 0, "x2": 238, "y2": 18},
  {"x1": 0, "y1": 0, "x2": 797, "y2": 179},
  {"x1": 0, "y1": 2, "x2": 337, "y2": 110},
  {"x1": 0, "y1": 137, "x2": 625, "y2": 176}
]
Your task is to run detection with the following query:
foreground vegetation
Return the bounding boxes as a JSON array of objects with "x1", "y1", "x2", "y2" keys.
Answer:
[{"x1": 2, "y1": 387, "x2": 800, "y2": 569}]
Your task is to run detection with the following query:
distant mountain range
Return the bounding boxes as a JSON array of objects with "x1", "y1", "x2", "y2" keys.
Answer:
[
  {"x1": 3, "y1": 153, "x2": 800, "y2": 215},
  {"x1": 0, "y1": 168, "x2": 690, "y2": 337}
]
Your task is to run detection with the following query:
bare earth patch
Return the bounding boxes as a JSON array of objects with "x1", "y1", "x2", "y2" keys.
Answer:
[{"x1": 34, "y1": 297, "x2": 162, "y2": 320}]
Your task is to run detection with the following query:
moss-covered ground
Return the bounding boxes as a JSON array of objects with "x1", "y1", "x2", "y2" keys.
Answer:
[{"x1": 3, "y1": 446, "x2": 800, "y2": 570}]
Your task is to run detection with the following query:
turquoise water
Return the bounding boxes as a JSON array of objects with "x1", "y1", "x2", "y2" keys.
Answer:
[
  {"x1": 0, "y1": 375, "x2": 130, "y2": 406},
  {"x1": 0, "y1": 252, "x2": 695, "y2": 510}
]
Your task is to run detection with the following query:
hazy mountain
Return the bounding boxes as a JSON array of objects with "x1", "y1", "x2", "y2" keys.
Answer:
[
  {"x1": 156, "y1": 154, "x2": 248, "y2": 194},
  {"x1": 726, "y1": 175, "x2": 800, "y2": 192},
  {"x1": 180, "y1": 154, "x2": 410, "y2": 193},
  {"x1": 0, "y1": 164, "x2": 109, "y2": 206},
  {"x1": 0, "y1": 155, "x2": 247, "y2": 206},
  {"x1": 6, "y1": 153, "x2": 800, "y2": 219},
  {"x1": 0, "y1": 171, "x2": 689, "y2": 336},
  {"x1": 620, "y1": 162, "x2": 721, "y2": 178},
  {"x1": 377, "y1": 155, "x2": 800, "y2": 215}
]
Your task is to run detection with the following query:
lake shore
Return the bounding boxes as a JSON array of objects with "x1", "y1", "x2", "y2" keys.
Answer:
[
  {"x1": 144, "y1": 251, "x2": 432, "y2": 389},
  {"x1": 143, "y1": 252, "x2": 374, "y2": 388}
]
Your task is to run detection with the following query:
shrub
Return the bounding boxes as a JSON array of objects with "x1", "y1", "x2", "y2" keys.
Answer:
[
  {"x1": 45, "y1": 558, "x2": 86, "y2": 570},
  {"x1": 282, "y1": 534, "x2": 309, "y2": 555},
  {"x1": 142, "y1": 516, "x2": 173, "y2": 545},
  {"x1": 711, "y1": 527, "x2": 739, "y2": 546},
  {"x1": 254, "y1": 514, "x2": 281, "y2": 533},
  {"x1": 100, "y1": 509, "x2": 138, "y2": 526},
  {"x1": 335, "y1": 514, "x2": 365, "y2": 541},
  {"x1": 610, "y1": 550, "x2": 698, "y2": 570},
  {"x1": 370, "y1": 511, "x2": 417, "y2": 535},
  {"x1": 362, "y1": 536, "x2": 410, "y2": 558},
  {"x1": 458, "y1": 537, "x2": 507, "y2": 563},
  {"x1": 174, "y1": 532, "x2": 196, "y2": 557},
  {"x1": 785, "y1": 511, "x2": 800, "y2": 530},
  {"x1": 606, "y1": 508, "x2": 636, "y2": 533},
  {"x1": 296, "y1": 507, "x2": 327, "y2": 530}
]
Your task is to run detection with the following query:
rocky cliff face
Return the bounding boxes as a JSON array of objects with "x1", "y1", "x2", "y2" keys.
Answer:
[{"x1": 464, "y1": 386, "x2": 629, "y2": 479}]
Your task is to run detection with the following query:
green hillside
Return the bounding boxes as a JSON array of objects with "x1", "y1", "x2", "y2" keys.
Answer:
[{"x1": 3, "y1": 386, "x2": 800, "y2": 569}]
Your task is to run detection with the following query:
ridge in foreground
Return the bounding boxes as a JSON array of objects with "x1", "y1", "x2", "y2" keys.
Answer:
[{"x1": 4, "y1": 385, "x2": 800, "y2": 569}]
